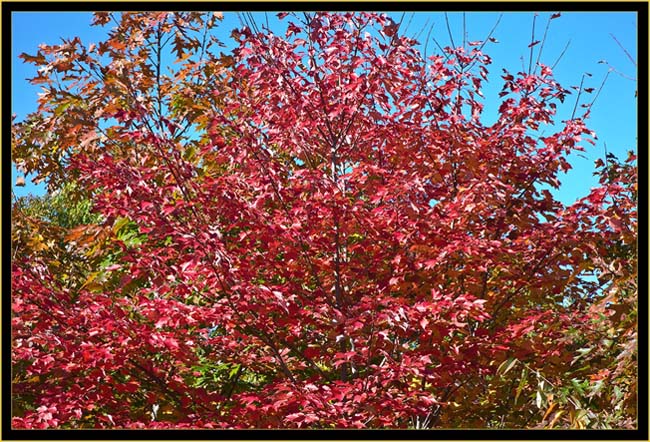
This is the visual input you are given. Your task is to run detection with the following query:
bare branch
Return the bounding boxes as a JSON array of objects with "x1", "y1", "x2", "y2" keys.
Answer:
[
  {"x1": 534, "y1": 14, "x2": 554, "y2": 73},
  {"x1": 444, "y1": 12, "x2": 456, "y2": 49},
  {"x1": 550, "y1": 39, "x2": 571, "y2": 70},
  {"x1": 610, "y1": 33, "x2": 637, "y2": 66},
  {"x1": 527, "y1": 13, "x2": 537, "y2": 75}
]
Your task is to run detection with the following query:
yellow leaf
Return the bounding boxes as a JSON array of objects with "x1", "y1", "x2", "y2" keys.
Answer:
[
  {"x1": 80, "y1": 271, "x2": 99, "y2": 290},
  {"x1": 27, "y1": 233, "x2": 48, "y2": 252},
  {"x1": 542, "y1": 402, "x2": 557, "y2": 421},
  {"x1": 496, "y1": 357, "x2": 518, "y2": 376},
  {"x1": 548, "y1": 410, "x2": 564, "y2": 428}
]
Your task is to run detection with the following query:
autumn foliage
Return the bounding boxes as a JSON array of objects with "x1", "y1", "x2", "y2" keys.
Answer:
[{"x1": 11, "y1": 12, "x2": 638, "y2": 429}]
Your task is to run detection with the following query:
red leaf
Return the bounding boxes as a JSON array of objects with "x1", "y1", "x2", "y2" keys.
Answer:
[
  {"x1": 303, "y1": 347, "x2": 320, "y2": 359},
  {"x1": 423, "y1": 259, "x2": 437, "y2": 270}
]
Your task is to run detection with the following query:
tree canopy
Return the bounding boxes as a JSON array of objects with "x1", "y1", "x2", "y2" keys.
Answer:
[{"x1": 11, "y1": 11, "x2": 638, "y2": 430}]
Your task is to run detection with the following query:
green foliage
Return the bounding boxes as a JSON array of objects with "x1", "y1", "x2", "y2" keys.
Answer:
[{"x1": 14, "y1": 181, "x2": 101, "y2": 229}]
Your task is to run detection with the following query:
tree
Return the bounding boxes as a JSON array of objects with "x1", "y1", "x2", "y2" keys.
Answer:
[{"x1": 11, "y1": 11, "x2": 637, "y2": 429}]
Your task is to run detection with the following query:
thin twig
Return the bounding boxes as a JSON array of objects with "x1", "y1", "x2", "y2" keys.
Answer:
[
  {"x1": 534, "y1": 14, "x2": 554, "y2": 73},
  {"x1": 414, "y1": 17, "x2": 432, "y2": 47},
  {"x1": 570, "y1": 73, "x2": 586, "y2": 120},
  {"x1": 550, "y1": 39, "x2": 571, "y2": 70},
  {"x1": 422, "y1": 21, "x2": 435, "y2": 60},
  {"x1": 527, "y1": 13, "x2": 537, "y2": 75},
  {"x1": 586, "y1": 69, "x2": 611, "y2": 112},
  {"x1": 462, "y1": 12, "x2": 467, "y2": 50},
  {"x1": 599, "y1": 60, "x2": 636, "y2": 81},
  {"x1": 610, "y1": 33, "x2": 636, "y2": 66},
  {"x1": 402, "y1": 12, "x2": 416, "y2": 37},
  {"x1": 444, "y1": 12, "x2": 456, "y2": 49}
]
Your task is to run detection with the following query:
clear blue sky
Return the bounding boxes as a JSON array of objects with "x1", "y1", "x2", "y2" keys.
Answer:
[{"x1": 11, "y1": 11, "x2": 638, "y2": 205}]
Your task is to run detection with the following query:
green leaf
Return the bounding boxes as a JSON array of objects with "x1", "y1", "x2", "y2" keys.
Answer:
[
  {"x1": 183, "y1": 145, "x2": 197, "y2": 162},
  {"x1": 53, "y1": 101, "x2": 73, "y2": 117},
  {"x1": 229, "y1": 364, "x2": 241, "y2": 379},
  {"x1": 112, "y1": 217, "x2": 131, "y2": 234},
  {"x1": 514, "y1": 368, "x2": 528, "y2": 405}
]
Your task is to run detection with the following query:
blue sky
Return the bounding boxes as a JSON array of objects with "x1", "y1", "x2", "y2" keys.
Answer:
[{"x1": 11, "y1": 11, "x2": 638, "y2": 205}]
